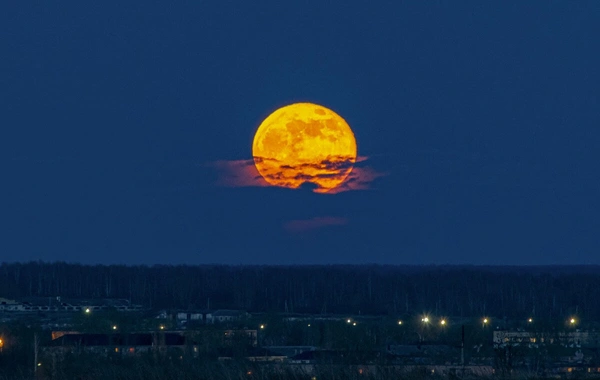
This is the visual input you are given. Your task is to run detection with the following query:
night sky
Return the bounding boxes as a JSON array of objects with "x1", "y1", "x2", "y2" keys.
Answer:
[{"x1": 2, "y1": 2, "x2": 599, "y2": 265}]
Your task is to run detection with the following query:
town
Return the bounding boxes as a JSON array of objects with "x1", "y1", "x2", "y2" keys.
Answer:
[{"x1": 1, "y1": 295, "x2": 600, "y2": 379}]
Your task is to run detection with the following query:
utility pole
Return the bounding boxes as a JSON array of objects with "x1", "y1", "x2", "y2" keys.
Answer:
[
  {"x1": 33, "y1": 332, "x2": 39, "y2": 375},
  {"x1": 461, "y1": 325, "x2": 465, "y2": 378}
]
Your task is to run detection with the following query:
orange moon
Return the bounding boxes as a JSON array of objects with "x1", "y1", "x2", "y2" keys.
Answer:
[{"x1": 252, "y1": 103, "x2": 357, "y2": 193}]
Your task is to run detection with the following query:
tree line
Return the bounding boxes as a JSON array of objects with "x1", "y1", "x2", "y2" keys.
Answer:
[{"x1": 1, "y1": 262, "x2": 599, "y2": 319}]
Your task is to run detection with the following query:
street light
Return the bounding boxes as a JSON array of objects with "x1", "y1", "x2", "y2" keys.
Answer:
[
  {"x1": 347, "y1": 319, "x2": 352, "y2": 324},
  {"x1": 159, "y1": 325, "x2": 165, "y2": 330},
  {"x1": 570, "y1": 318, "x2": 577, "y2": 325},
  {"x1": 260, "y1": 324, "x2": 265, "y2": 329},
  {"x1": 85, "y1": 308, "x2": 91, "y2": 314},
  {"x1": 112, "y1": 325, "x2": 118, "y2": 330},
  {"x1": 421, "y1": 317, "x2": 429, "y2": 323},
  {"x1": 528, "y1": 318, "x2": 533, "y2": 323},
  {"x1": 482, "y1": 318, "x2": 489, "y2": 327},
  {"x1": 440, "y1": 319, "x2": 447, "y2": 326},
  {"x1": 398, "y1": 320, "x2": 403, "y2": 325}
]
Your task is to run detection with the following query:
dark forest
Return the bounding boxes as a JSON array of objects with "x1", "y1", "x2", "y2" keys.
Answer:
[{"x1": 1, "y1": 262, "x2": 599, "y2": 318}]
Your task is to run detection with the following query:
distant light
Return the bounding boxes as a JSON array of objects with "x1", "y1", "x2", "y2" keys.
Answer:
[
  {"x1": 483, "y1": 318, "x2": 489, "y2": 324},
  {"x1": 528, "y1": 318, "x2": 533, "y2": 323},
  {"x1": 422, "y1": 317, "x2": 429, "y2": 323},
  {"x1": 85, "y1": 308, "x2": 91, "y2": 313},
  {"x1": 398, "y1": 320, "x2": 403, "y2": 325},
  {"x1": 347, "y1": 319, "x2": 352, "y2": 323},
  {"x1": 440, "y1": 319, "x2": 446, "y2": 326},
  {"x1": 112, "y1": 325, "x2": 118, "y2": 330},
  {"x1": 159, "y1": 325, "x2": 165, "y2": 330},
  {"x1": 352, "y1": 322, "x2": 357, "y2": 326},
  {"x1": 260, "y1": 324, "x2": 265, "y2": 329},
  {"x1": 37, "y1": 363, "x2": 42, "y2": 367},
  {"x1": 570, "y1": 318, "x2": 576, "y2": 324},
  {"x1": 307, "y1": 324, "x2": 311, "y2": 327}
]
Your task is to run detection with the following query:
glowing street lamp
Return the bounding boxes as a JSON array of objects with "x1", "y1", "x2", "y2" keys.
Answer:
[
  {"x1": 528, "y1": 318, "x2": 533, "y2": 323},
  {"x1": 260, "y1": 324, "x2": 265, "y2": 329},
  {"x1": 440, "y1": 319, "x2": 447, "y2": 326},
  {"x1": 112, "y1": 325, "x2": 118, "y2": 330},
  {"x1": 347, "y1": 319, "x2": 352, "y2": 324},
  {"x1": 570, "y1": 318, "x2": 577, "y2": 325},
  {"x1": 482, "y1": 318, "x2": 489, "y2": 327},
  {"x1": 85, "y1": 308, "x2": 91, "y2": 314},
  {"x1": 352, "y1": 322, "x2": 357, "y2": 326},
  {"x1": 421, "y1": 317, "x2": 429, "y2": 323},
  {"x1": 398, "y1": 320, "x2": 403, "y2": 325},
  {"x1": 159, "y1": 325, "x2": 165, "y2": 330}
]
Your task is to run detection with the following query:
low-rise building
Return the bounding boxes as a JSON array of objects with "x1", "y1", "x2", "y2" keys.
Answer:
[
  {"x1": 493, "y1": 330, "x2": 600, "y2": 348},
  {"x1": 208, "y1": 310, "x2": 248, "y2": 324},
  {"x1": 43, "y1": 332, "x2": 187, "y2": 358}
]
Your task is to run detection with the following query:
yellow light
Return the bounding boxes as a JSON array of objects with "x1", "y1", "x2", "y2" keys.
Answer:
[
  {"x1": 260, "y1": 324, "x2": 265, "y2": 329},
  {"x1": 352, "y1": 322, "x2": 357, "y2": 326},
  {"x1": 112, "y1": 325, "x2": 117, "y2": 330},
  {"x1": 483, "y1": 318, "x2": 489, "y2": 324},
  {"x1": 440, "y1": 319, "x2": 446, "y2": 325},
  {"x1": 398, "y1": 320, "x2": 403, "y2": 325},
  {"x1": 347, "y1": 319, "x2": 351, "y2": 323},
  {"x1": 85, "y1": 308, "x2": 90, "y2": 313},
  {"x1": 159, "y1": 325, "x2": 165, "y2": 330},
  {"x1": 570, "y1": 318, "x2": 576, "y2": 324},
  {"x1": 528, "y1": 318, "x2": 533, "y2": 323},
  {"x1": 422, "y1": 317, "x2": 429, "y2": 323}
]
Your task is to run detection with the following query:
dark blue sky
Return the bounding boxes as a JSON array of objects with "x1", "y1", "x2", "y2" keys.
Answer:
[{"x1": 2, "y1": 2, "x2": 599, "y2": 265}]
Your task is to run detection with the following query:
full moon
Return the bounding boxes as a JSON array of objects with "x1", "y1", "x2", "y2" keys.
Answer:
[{"x1": 252, "y1": 103, "x2": 357, "y2": 193}]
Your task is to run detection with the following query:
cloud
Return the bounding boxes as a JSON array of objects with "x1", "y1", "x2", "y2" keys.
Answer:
[
  {"x1": 208, "y1": 156, "x2": 386, "y2": 194},
  {"x1": 208, "y1": 159, "x2": 270, "y2": 188},
  {"x1": 283, "y1": 216, "x2": 349, "y2": 233}
]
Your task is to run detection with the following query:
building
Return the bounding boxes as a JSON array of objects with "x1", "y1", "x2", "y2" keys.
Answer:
[
  {"x1": 207, "y1": 310, "x2": 248, "y2": 324},
  {"x1": 217, "y1": 347, "x2": 287, "y2": 362},
  {"x1": 43, "y1": 331, "x2": 188, "y2": 358},
  {"x1": 493, "y1": 330, "x2": 600, "y2": 348},
  {"x1": 0, "y1": 297, "x2": 142, "y2": 313},
  {"x1": 0, "y1": 298, "x2": 25, "y2": 312},
  {"x1": 263, "y1": 346, "x2": 316, "y2": 358}
]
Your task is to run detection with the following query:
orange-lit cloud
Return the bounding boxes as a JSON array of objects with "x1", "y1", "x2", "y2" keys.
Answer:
[
  {"x1": 284, "y1": 216, "x2": 348, "y2": 232},
  {"x1": 208, "y1": 156, "x2": 385, "y2": 194},
  {"x1": 209, "y1": 159, "x2": 270, "y2": 188}
]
